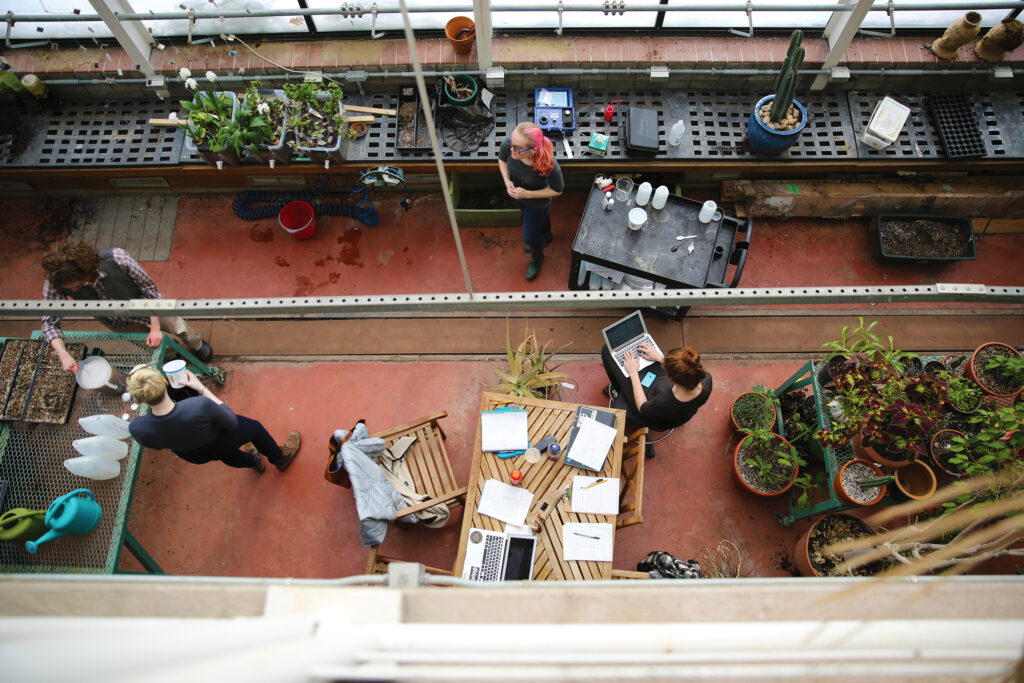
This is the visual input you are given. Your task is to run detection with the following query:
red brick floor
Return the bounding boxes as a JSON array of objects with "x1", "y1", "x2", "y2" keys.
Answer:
[{"x1": 1, "y1": 190, "x2": 1021, "y2": 578}]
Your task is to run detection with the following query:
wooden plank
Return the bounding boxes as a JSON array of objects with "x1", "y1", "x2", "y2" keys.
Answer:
[
  {"x1": 136, "y1": 196, "x2": 165, "y2": 262},
  {"x1": 122, "y1": 197, "x2": 146, "y2": 258},
  {"x1": 152, "y1": 196, "x2": 179, "y2": 261},
  {"x1": 345, "y1": 115, "x2": 376, "y2": 123},
  {"x1": 972, "y1": 217, "x2": 1024, "y2": 234},
  {"x1": 342, "y1": 104, "x2": 397, "y2": 116},
  {"x1": 70, "y1": 197, "x2": 101, "y2": 246}
]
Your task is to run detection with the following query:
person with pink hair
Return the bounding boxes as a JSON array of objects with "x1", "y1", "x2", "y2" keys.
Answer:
[{"x1": 497, "y1": 121, "x2": 564, "y2": 280}]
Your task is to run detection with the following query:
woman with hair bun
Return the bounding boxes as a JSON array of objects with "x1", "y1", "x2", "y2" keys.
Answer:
[
  {"x1": 601, "y1": 341, "x2": 713, "y2": 457},
  {"x1": 497, "y1": 121, "x2": 564, "y2": 281}
]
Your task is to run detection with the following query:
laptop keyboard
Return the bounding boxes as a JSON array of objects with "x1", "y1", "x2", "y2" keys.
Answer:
[
  {"x1": 614, "y1": 335, "x2": 655, "y2": 373},
  {"x1": 476, "y1": 533, "x2": 506, "y2": 581}
]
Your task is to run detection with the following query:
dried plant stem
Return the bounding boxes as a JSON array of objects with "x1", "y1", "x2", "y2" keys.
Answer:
[{"x1": 443, "y1": 74, "x2": 473, "y2": 99}]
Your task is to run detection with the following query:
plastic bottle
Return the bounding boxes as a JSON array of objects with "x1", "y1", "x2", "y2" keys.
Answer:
[
  {"x1": 668, "y1": 120, "x2": 686, "y2": 146},
  {"x1": 600, "y1": 191, "x2": 612, "y2": 210},
  {"x1": 64, "y1": 455, "x2": 121, "y2": 480},
  {"x1": 651, "y1": 185, "x2": 669, "y2": 211},
  {"x1": 73, "y1": 435, "x2": 129, "y2": 461},
  {"x1": 604, "y1": 197, "x2": 614, "y2": 212},
  {"x1": 547, "y1": 443, "x2": 562, "y2": 461},
  {"x1": 510, "y1": 469, "x2": 523, "y2": 486},
  {"x1": 635, "y1": 182, "x2": 653, "y2": 207},
  {"x1": 79, "y1": 414, "x2": 132, "y2": 440}
]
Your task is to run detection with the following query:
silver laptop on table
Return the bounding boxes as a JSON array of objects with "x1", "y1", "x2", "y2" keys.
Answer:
[
  {"x1": 462, "y1": 527, "x2": 537, "y2": 582},
  {"x1": 602, "y1": 311, "x2": 664, "y2": 377}
]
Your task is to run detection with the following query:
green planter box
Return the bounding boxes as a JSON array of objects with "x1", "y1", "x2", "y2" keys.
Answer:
[{"x1": 449, "y1": 172, "x2": 522, "y2": 228}]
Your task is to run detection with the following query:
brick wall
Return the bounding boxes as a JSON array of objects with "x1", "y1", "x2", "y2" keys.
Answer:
[{"x1": 4, "y1": 34, "x2": 1022, "y2": 100}]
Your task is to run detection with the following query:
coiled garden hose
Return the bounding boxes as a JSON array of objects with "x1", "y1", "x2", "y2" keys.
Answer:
[{"x1": 232, "y1": 182, "x2": 379, "y2": 226}]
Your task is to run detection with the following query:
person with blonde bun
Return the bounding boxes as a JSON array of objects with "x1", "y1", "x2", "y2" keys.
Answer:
[
  {"x1": 602, "y1": 342, "x2": 713, "y2": 456},
  {"x1": 126, "y1": 365, "x2": 301, "y2": 474},
  {"x1": 497, "y1": 121, "x2": 564, "y2": 281}
]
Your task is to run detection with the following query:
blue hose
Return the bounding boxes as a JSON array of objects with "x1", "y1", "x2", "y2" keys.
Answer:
[{"x1": 232, "y1": 180, "x2": 379, "y2": 226}]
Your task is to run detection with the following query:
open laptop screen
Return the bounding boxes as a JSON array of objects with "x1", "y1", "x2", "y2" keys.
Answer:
[
  {"x1": 605, "y1": 313, "x2": 645, "y2": 349},
  {"x1": 503, "y1": 536, "x2": 536, "y2": 580}
]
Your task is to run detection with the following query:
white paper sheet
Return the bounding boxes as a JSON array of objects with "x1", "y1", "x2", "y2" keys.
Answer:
[
  {"x1": 477, "y1": 478, "x2": 534, "y2": 526},
  {"x1": 480, "y1": 409, "x2": 529, "y2": 452},
  {"x1": 571, "y1": 476, "x2": 620, "y2": 515},
  {"x1": 566, "y1": 417, "x2": 618, "y2": 471},
  {"x1": 563, "y1": 522, "x2": 614, "y2": 562}
]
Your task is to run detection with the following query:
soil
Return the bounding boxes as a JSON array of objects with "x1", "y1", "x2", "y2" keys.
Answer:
[
  {"x1": 817, "y1": 355, "x2": 849, "y2": 387},
  {"x1": 458, "y1": 189, "x2": 516, "y2": 211},
  {"x1": 972, "y1": 344, "x2": 1023, "y2": 395},
  {"x1": 398, "y1": 101, "x2": 417, "y2": 148},
  {"x1": 943, "y1": 354, "x2": 967, "y2": 377},
  {"x1": 732, "y1": 392, "x2": 774, "y2": 430},
  {"x1": 778, "y1": 389, "x2": 806, "y2": 417},
  {"x1": 23, "y1": 343, "x2": 85, "y2": 424},
  {"x1": 807, "y1": 514, "x2": 883, "y2": 576},
  {"x1": 899, "y1": 355, "x2": 923, "y2": 377},
  {"x1": 800, "y1": 394, "x2": 819, "y2": 426},
  {"x1": 1, "y1": 339, "x2": 43, "y2": 420},
  {"x1": 923, "y1": 360, "x2": 946, "y2": 376},
  {"x1": 736, "y1": 441, "x2": 794, "y2": 494},
  {"x1": 879, "y1": 218, "x2": 973, "y2": 258},
  {"x1": 840, "y1": 460, "x2": 883, "y2": 504},
  {"x1": 930, "y1": 430, "x2": 962, "y2": 475}
]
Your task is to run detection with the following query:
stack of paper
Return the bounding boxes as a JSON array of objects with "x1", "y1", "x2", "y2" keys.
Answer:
[
  {"x1": 570, "y1": 476, "x2": 620, "y2": 515},
  {"x1": 566, "y1": 417, "x2": 617, "y2": 471},
  {"x1": 477, "y1": 479, "x2": 535, "y2": 526},
  {"x1": 481, "y1": 409, "x2": 529, "y2": 452},
  {"x1": 563, "y1": 522, "x2": 614, "y2": 562}
]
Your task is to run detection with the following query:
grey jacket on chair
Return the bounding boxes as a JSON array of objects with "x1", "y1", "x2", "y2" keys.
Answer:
[{"x1": 334, "y1": 422, "x2": 411, "y2": 546}]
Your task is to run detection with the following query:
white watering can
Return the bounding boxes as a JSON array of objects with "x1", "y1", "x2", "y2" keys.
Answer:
[{"x1": 75, "y1": 356, "x2": 125, "y2": 396}]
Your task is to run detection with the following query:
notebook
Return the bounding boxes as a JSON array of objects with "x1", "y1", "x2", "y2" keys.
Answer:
[
  {"x1": 480, "y1": 408, "x2": 529, "y2": 453},
  {"x1": 461, "y1": 527, "x2": 538, "y2": 582},
  {"x1": 602, "y1": 311, "x2": 663, "y2": 378},
  {"x1": 563, "y1": 406, "x2": 618, "y2": 471}
]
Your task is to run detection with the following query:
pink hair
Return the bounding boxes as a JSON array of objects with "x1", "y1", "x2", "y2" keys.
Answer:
[{"x1": 515, "y1": 122, "x2": 554, "y2": 176}]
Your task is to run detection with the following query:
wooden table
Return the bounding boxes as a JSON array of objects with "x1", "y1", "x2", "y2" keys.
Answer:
[{"x1": 454, "y1": 392, "x2": 627, "y2": 581}]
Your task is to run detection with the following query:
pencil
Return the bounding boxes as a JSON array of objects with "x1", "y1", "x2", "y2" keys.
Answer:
[
  {"x1": 573, "y1": 532, "x2": 601, "y2": 539},
  {"x1": 583, "y1": 478, "x2": 607, "y2": 489}
]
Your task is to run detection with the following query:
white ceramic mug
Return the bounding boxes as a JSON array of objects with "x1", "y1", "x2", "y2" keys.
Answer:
[{"x1": 162, "y1": 359, "x2": 188, "y2": 389}]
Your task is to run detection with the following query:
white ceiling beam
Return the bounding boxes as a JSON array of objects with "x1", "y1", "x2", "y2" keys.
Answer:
[
  {"x1": 88, "y1": 0, "x2": 159, "y2": 87},
  {"x1": 473, "y1": 0, "x2": 493, "y2": 69},
  {"x1": 810, "y1": 0, "x2": 874, "y2": 90}
]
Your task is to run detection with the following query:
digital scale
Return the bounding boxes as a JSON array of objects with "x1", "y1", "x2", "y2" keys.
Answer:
[{"x1": 534, "y1": 87, "x2": 575, "y2": 135}]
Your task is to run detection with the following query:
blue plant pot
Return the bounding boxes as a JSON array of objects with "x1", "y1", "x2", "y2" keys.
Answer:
[{"x1": 747, "y1": 95, "x2": 807, "y2": 156}]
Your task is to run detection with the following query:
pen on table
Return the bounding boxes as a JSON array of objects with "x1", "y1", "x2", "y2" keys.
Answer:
[
  {"x1": 573, "y1": 532, "x2": 601, "y2": 539},
  {"x1": 583, "y1": 478, "x2": 607, "y2": 489}
]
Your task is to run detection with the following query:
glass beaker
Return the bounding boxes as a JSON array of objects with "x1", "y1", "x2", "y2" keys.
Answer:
[{"x1": 614, "y1": 177, "x2": 634, "y2": 202}]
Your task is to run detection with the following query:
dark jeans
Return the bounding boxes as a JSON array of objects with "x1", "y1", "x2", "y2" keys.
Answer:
[
  {"x1": 511, "y1": 198, "x2": 552, "y2": 253},
  {"x1": 174, "y1": 415, "x2": 282, "y2": 469},
  {"x1": 601, "y1": 345, "x2": 666, "y2": 428}
]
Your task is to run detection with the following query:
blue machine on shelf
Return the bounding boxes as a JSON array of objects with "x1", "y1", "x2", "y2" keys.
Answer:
[{"x1": 534, "y1": 87, "x2": 575, "y2": 135}]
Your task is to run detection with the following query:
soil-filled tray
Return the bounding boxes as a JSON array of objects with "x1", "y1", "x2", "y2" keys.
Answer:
[
  {"x1": 0, "y1": 339, "x2": 44, "y2": 420},
  {"x1": 396, "y1": 86, "x2": 434, "y2": 153},
  {"x1": 874, "y1": 214, "x2": 977, "y2": 263},
  {"x1": 23, "y1": 342, "x2": 87, "y2": 424},
  {"x1": 0, "y1": 338, "x2": 86, "y2": 423}
]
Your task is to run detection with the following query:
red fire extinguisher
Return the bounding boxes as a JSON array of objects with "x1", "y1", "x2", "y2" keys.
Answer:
[{"x1": 604, "y1": 100, "x2": 624, "y2": 123}]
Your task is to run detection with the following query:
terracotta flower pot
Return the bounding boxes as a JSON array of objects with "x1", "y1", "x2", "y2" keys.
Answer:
[
  {"x1": 966, "y1": 342, "x2": 1024, "y2": 397},
  {"x1": 729, "y1": 391, "x2": 777, "y2": 432},
  {"x1": 893, "y1": 460, "x2": 937, "y2": 501},
  {"x1": 929, "y1": 429, "x2": 965, "y2": 477},
  {"x1": 851, "y1": 432, "x2": 912, "y2": 469},
  {"x1": 833, "y1": 458, "x2": 887, "y2": 506},
  {"x1": 793, "y1": 512, "x2": 876, "y2": 577},
  {"x1": 732, "y1": 433, "x2": 798, "y2": 497},
  {"x1": 445, "y1": 16, "x2": 476, "y2": 55}
]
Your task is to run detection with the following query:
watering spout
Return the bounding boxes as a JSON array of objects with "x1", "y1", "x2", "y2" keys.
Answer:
[{"x1": 25, "y1": 527, "x2": 67, "y2": 554}]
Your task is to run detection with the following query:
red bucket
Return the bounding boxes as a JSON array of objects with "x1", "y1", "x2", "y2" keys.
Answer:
[{"x1": 278, "y1": 200, "x2": 317, "y2": 240}]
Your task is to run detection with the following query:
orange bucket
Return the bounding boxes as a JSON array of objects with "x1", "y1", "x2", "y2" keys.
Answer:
[{"x1": 445, "y1": 17, "x2": 476, "y2": 55}]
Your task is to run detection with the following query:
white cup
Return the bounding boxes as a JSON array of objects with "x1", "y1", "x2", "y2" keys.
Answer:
[
  {"x1": 162, "y1": 359, "x2": 188, "y2": 389},
  {"x1": 698, "y1": 200, "x2": 718, "y2": 223},
  {"x1": 614, "y1": 177, "x2": 633, "y2": 202},
  {"x1": 628, "y1": 208, "x2": 648, "y2": 231}
]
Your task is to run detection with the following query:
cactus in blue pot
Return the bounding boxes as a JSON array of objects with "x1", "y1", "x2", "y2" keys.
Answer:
[{"x1": 770, "y1": 30, "x2": 805, "y2": 125}]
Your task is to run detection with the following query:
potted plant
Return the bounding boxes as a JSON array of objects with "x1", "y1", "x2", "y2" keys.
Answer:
[
  {"x1": 491, "y1": 322, "x2": 576, "y2": 401},
  {"x1": 243, "y1": 82, "x2": 289, "y2": 166},
  {"x1": 284, "y1": 81, "x2": 348, "y2": 165},
  {"x1": 966, "y1": 342, "x2": 1024, "y2": 397},
  {"x1": 833, "y1": 459, "x2": 888, "y2": 507},
  {"x1": 733, "y1": 426, "x2": 804, "y2": 497},
  {"x1": 793, "y1": 512, "x2": 884, "y2": 577},
  {"x1": 929, "y1": 428, "x2": 966, "y2": 476},
  {"x1": 855, "y1": 374, "x2": 946, "y2": 468},
  {"x1": 747, "y1": 30, "x2": 807, "y2": 156},
  {"x1": 729, "y1": 390, "x2": 776, "y2": 432},
  {"x1": 177, "y1": 68, "x2": 239, "y2": 167},
  {"x1": 945, "y1": 403, "x2": 1024, "y2": 477},
  {"x1": 945, "y1": 375, "x2": 983, "y2": 415},
  {"x1": 818, "y1": 317, "x2": 890, "y2": 386},
  {"x1": 942, "y1": 354, "x2": 967, "y2": 377},
  {"x1": 892, "y1": 460, "x2": 937, "y2": 500}
]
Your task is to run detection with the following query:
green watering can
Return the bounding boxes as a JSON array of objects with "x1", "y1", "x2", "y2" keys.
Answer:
[
  {"x1": 0, "y1": 508, "x2": 47, "y2": 543},
  {"x1": 25, "y1": 489, "x2": 103, "y2": 554}
]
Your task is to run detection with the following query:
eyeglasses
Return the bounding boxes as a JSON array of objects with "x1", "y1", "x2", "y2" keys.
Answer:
[{"x1": 509, "y1": 140, "x2": 534, "y2": 154}]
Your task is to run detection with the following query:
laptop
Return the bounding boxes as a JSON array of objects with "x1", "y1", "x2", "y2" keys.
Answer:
[
  {"x1": 461, "y1": 527, "x2": 537, "y2": 582},
  {"x1": 602, "y1": 311, "x2": 663, "y2": 377}
]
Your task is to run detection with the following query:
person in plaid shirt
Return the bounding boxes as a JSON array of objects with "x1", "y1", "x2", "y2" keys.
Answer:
[{"x1": 41, "y1": 241, "x2": 212, "y2": 373}]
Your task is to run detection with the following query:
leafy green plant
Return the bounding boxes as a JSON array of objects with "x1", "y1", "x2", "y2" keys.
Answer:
[
  {"x1": 739, "y1": 427, "x2": 805, "y2": 491},
  {"x1": 177, "y1": 68, "x2": 234, "y2": 151},
  {"x1": 986, "y1": 354, "x2": 1024, "y2": 388},
  {"x1": 283, "y1": 81, "x2": 348, "y2": 152},
  {"x1": 821, "y1": 317, "x2": 883, "y2": 359},
  {"x1": 732, "y1": 392, "x2": 774, "y2": 430},
  {"x1": 793, "y1": 471, "x2": 824, "y2": 509},
  {"x1": 491, "y1": 321, "x2": 576, "y2": 400},
  {"x1": 243, "y1": 81, "x2": 286, "y2": 146},
  {"x1": 212, "y1": 103, "x2": 273, "y2": 158},
  {"x1": 947, "y1": 403, "x2": 1024, "y2": 477},
  {"x1": 946, "y1": 376, "x2": 983, "y2": 413}
]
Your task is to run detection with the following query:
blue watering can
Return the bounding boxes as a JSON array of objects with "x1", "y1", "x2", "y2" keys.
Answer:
[{"x1": 25, "y1": 488, "x2": 103, "y2": 554}]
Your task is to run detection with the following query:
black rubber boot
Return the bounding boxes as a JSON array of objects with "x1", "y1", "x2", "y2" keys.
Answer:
[{"x1": 525, "y1": 249, "x2": 544, "y2": 281}]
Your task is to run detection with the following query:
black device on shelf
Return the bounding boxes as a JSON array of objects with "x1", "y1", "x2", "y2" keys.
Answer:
[{"x1": 929, "y1": 93, "x2": 986, "y2": 159}]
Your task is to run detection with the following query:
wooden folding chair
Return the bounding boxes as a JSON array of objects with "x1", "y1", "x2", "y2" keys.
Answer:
[
  {"x1": 611, "y1": 568, "x2": 654, "y2": 580},
  {"x1": 617, "y1": 427, "x2": 648, "y2": 529},
  {"x1": 364, "y1": 411, "x2": 467, "y2": 575}
]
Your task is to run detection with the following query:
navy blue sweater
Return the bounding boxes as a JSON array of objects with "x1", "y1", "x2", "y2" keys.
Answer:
[{"x1": 129, "y1": 397, "x2": 238, "y2": 452}]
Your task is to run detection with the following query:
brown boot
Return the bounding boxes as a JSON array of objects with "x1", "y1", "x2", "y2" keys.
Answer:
[
  {"x1": 242, "y1": 443, "x2": 265, "y2": 474},
  {"x1": 275, "y1": 431, "x2": 302, "y2": 472}
]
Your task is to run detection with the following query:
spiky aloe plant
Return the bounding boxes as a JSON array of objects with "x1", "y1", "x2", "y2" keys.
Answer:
[
  {"x1": 491, "y1": 320, "x2": 576, "y2": 400},
  {"x1": 770, "y1": 30, "x2": 805, "y2": 124}
]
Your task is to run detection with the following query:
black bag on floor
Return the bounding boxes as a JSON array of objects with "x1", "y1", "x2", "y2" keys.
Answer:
[
  {"x1": 637, "y1": 551, "x2": 701, "y2": 579},
  {"x1": 434, "y1": 80, "x2": 495, "y2": 153}
]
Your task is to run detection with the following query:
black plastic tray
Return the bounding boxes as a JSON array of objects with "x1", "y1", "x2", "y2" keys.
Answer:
[
  {"x1": 23, "y1": 342, "x2": 87, "y2": 425},
  {"x1": 875, "y1": 214, "x2": 978, "y2": 263},
  {"x1": 396, "y1": 86, "x2": 434, "y2": 153},
  {"x1": 0, "y1": 339, "x2": 44, "y2": 421},
  {"x1": 929, "y1": 93, "x2": 986, "y2": 159}
]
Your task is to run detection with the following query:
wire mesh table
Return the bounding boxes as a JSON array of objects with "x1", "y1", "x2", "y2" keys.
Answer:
[{"x1": 0, "y1": 332, "x2": 161, "y2": 574}]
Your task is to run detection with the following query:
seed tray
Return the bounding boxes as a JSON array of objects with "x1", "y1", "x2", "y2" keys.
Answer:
[
  {"x1": 23, "y1": 342, "x2": 87, "y2": 425},
  {"x1": 874, "y1": 214, "x2": 978, "y2": 263},
  {"x1": 396, "y1": 86, "x2": 435, "y2": 153},
  {"x1": 0, "y1": 339, "x2": 86, "y2": 423},
  {"x1": 0, "y1": 339, "x2": 44, "y2": 421},
  {"x1": 929, "y1": 93, "x2": 986, "y2": 159}
]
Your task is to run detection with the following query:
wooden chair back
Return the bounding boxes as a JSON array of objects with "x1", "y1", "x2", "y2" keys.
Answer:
[{"x1": 617, "y1": 427, "x2": 647, "y2": 529}]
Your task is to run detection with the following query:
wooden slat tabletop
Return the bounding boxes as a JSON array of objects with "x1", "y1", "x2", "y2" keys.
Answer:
[{"x1": 454, "y1": 392, "x2": 627, "y2": 581}]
